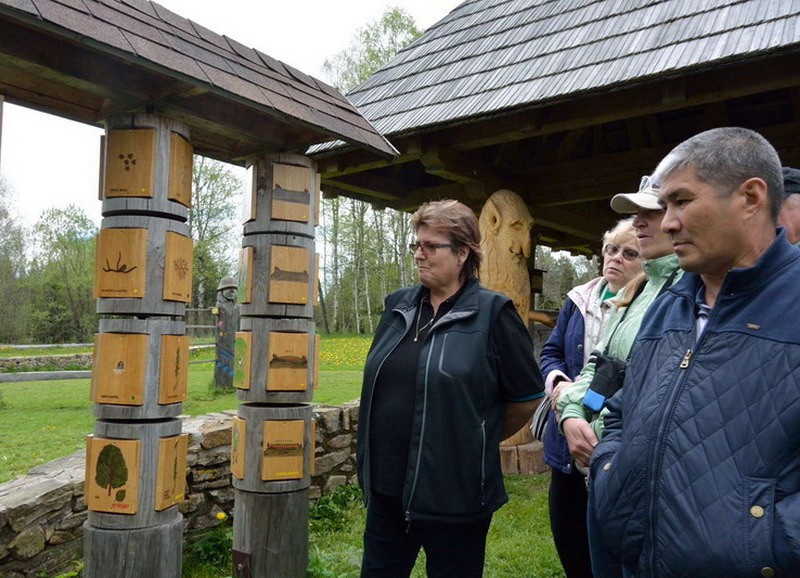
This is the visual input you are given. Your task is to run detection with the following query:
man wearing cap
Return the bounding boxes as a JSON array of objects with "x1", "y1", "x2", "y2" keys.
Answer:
[
  {"x1": 778, "y1": 166, "x2": 800, "y2": 245},
  {"x1": 590, "y1": 127, "x2": 800, "y2": 577},
  {"x1": 556, "y1": 175, "x2": 680, "y2": 576}
]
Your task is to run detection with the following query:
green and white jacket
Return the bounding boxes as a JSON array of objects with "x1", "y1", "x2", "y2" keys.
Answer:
[{"x1": 557, "y1": 253, "x2": 681, "y2": 439}]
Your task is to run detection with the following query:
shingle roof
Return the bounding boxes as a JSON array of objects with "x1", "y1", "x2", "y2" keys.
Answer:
[
  {"x1": 0, "y1": 0, "x2": 397, "y2": 158},
  {"x1": 347, "y1": 0, "x2": 800, "y2": 137}
]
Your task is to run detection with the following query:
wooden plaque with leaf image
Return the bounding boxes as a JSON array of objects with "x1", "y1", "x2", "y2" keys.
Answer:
[{"x1": 86, "y1": 436, "x2": 140, "y2": 514}]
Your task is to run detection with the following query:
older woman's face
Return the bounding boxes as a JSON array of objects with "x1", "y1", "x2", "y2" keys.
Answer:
[
  {"x1": 412, "y1": 224, "x2": 467, "y2": 296},
  {"x1": 601, "y1": 232, "x2": 642, "y2": 292}
]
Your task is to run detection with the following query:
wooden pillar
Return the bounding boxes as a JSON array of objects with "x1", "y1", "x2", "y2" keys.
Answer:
[
  {"x1": 231, "y1": 153, "x2": 320, "y2": 577},
  {"x1": 84, "y1": 113, "x2": 193, "y2": 578}
]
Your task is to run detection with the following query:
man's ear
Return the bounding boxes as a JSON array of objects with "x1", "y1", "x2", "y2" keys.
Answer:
[{"x1": 739, "y1": 177, "x2": 769, "y2": 219}]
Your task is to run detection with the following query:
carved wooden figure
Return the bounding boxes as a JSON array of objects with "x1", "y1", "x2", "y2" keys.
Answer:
[
  {"x1": 213, "y1": 276, "x2": 239, "y2": 389},
  {"x1": 478, "y1": 189, "x2": 535, "y2": 323}
]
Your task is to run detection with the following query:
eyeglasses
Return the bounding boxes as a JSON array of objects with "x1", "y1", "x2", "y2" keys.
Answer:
[
  {"x1": 603, "y1": 243, "x2": 640, "y2": 261},
  {"x1": 408, "y1": 242, "x2": 453, "y2": 255},
  {"x1": 639, "y1": 174, "x2": 660, "y2": 191}
]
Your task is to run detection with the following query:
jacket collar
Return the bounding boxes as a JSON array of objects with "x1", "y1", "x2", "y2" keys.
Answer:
[
  {"x1": 396, "y1": 277, "x2": 481, "y2": 313},
  {"x1": 672, "y1": 228, "x2": 800, "y2": 299}
]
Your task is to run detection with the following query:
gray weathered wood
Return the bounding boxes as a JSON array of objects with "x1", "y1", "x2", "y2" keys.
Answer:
[
  {"x1": 232, "y1": 488, "x2": 309, "y2": 578},
  {"x1": 96, "y1": 215, "x2": 191, "y2": 317},
  {"x1": 0, "y1": 370, "x2": 91, "y2": 383},
  {"x1": 102, "y1": 114, "x2": 190, "y2": 222},
  {"x1": 242, "y1": 152, "x2": 316, "y2": 238},
  {"x1": 237, "y1": 317, "x2": 315, "y2": 403},
  {"x1": 233, "y1": 403, "x2": 313, "y2": 493},
  {"x1": 88, "y1": 418, "x2": 182, "y2": 530},
  {"x1": 238, "y1": 233, "x2": 316, "y2": 319},
  {"x1": 83, "y1": 515, "x2": 183, "y2": 578},
  {"x1": 94, "y1": 318, "x2": 185, "y2": 420}
]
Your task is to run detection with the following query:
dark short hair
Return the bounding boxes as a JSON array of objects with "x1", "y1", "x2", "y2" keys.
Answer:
[
  {"x1": 410, "y1": 199, "x2": 482, "y2": 280},
  {"x1": 653, "y1": 127, "x2": 783, "y2": 221},
  {"x1": 782, "y1": 166, "x2": 800, "y2": 199}
]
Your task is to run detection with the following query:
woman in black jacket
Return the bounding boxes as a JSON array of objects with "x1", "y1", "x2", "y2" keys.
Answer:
[{"x1": 357, "y1": 199, "x2": 544, "y2": 578}]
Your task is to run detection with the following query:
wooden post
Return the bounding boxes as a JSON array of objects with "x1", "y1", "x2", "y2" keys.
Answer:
[
  {"x1": 232, "y1": 153, "x2": 320, "y2": 577},
  {"x1": 84, "y1": 113, "x2": 193, "y2": 578}
]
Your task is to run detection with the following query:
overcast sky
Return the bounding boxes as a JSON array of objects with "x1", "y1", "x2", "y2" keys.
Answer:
[{"x1": 0, "y1": 0, "x2": 461, "y2": 226}]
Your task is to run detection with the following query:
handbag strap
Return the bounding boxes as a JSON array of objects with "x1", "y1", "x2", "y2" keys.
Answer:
[{"x1": 601, "y1": 266, "x2": 678, "y2": 355}]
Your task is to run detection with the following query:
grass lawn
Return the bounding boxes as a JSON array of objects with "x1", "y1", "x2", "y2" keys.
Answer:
[
  {"x1": 5, "y1": 333, "x2": 563, "y2": 578},
  {"x1": 0, "y1": 334, "x2": 372, "y2": 483},
  {"x1": 307, "y1": 475, "x2": 563, "y2": 578}
]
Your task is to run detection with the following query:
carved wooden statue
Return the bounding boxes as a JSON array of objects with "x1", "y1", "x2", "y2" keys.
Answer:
[
  {"x1": 479, "y1": 189, "x2": 535, "y2": 323},
  {"x1": 213, "y1": 276, "x2": 239, "y2": 389}
]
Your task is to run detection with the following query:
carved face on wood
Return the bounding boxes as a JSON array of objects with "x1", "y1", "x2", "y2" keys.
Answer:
[{"x1": 478, "y1": 190, "x2": 535, "y2": 322}]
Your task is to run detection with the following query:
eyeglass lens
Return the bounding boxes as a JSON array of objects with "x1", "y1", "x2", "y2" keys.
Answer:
[
  {"x1": 603, "y1": 244, "x2": 639, "y2": 261},
  {"x1": 409, "y1": 242, "x2": 451, "y2": 255}
]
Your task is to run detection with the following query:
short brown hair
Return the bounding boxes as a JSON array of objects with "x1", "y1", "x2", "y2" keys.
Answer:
[{"x1": 410, "y1": 199, "x2": 482, "y2": 280}]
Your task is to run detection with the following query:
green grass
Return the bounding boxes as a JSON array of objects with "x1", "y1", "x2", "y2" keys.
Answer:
[
  {"x1": 0, "y1": 334, "x2": 367, "y2": 484},
  {"x1": 307, "y1": 476, "x2": 563, "y2": 578},
  {"x1": 12, "y1": 333, "x2": 564, "y2": 578},
  {"x1": 176, "y1": 477, "x2": 563, "y2": 578}
]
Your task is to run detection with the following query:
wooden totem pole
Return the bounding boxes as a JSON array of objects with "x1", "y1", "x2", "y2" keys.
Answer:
[
  {"x1": 231, "y1": 153, "x2": 320, "y2": 577},
  {"x1": 83, "y1": 114, "x2": 193, "y2": 578}
]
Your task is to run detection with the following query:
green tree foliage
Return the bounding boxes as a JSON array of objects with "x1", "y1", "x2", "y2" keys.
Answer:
[
  {"x1": 29, "y1": 205, "x2": 97, "y2": 342},
  {"x1": 0, "y1": 177, "x2": 29, "y2": 342},
  {"x1": 189, "y1": 156, "x2": 242, "y2": 308},
  {"x1": 534, "y1": 246, "x2": 598, "y2": 311},
  {"x1": 318, "y1": 8, "x2": 421, "y2": 333},
  {"x1": 95, "y1": 443, "x2": 129, "y2": 498},
  {"x1": 322, "y1": 7, "x2": 421, "y2": 93}
]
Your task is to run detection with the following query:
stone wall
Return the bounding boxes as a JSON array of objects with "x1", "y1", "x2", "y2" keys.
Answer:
[
  {"x1": 0, "y1": 354, "x2": 93, "y2": 373},
  {"x1": 0, "y1": 402, "x2": 362, "y2": 578},
  {"x1": 0, "y1": 400, "x2": 547, "y2": 577}
]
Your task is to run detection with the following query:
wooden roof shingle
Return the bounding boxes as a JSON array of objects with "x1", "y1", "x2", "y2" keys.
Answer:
[
  {"x1": 343, "y1": 0, "x2": 800, "y2": 139},
  {"x1": 0, "y1": 0, "x2": 397, "y2": 160}
]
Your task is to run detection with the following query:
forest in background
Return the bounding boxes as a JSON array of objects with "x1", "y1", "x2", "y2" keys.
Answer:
[{"x1": 0, "y1": 7, "x2": 597, "y2": 343}]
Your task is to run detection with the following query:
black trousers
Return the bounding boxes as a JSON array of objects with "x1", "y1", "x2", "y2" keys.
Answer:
[
  {"x1": 549, "y1": 468, "x2": 593, "y2": 578},
  {"x1": 361, "y1": 493, "x2": 493, "y2": 578}
]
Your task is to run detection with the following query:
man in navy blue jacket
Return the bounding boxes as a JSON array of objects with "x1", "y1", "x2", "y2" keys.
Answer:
[{"x1": 590, "y1": 127, "x2": 800, "y2": 577}]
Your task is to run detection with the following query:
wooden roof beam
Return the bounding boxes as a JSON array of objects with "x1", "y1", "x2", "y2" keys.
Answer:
[{"x1": 436, "y1": 54, "x2": 800, "y2": 152}]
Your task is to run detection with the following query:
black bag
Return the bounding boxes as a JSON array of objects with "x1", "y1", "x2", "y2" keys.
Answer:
[
  {"x1": 583, "y1": 353, "x2": 627, "y2": 412},
  {"x1": 530, "y1": 394, "x2": 552, "y2": 441}
]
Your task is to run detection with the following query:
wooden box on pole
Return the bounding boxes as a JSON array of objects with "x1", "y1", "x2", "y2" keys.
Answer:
[
  {"x1": 102, "y1": 114, "x2": 192, "y2": 221},
  {"x1": 234, "y1": 317, "x2": 318, "y2": 403},
  {"x1": 231, "y1": 403, "x2": 313, "y2": 493},
  {"x1": 86, "y1": 418, "x2": 186, "y2": 530},
  {"x1": 95, "y1": 215, "x2": 192, "y2": 317},
  {"x1": 91, "y1": 318, "x2": 188, "y2": 419}
]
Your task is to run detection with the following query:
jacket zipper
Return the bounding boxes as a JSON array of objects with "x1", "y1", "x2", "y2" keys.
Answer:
[
  {"x1": 480, "y1": 419, "x2": 486, "y2": 506},
  {"x1": 405, "y1": 331, "x2": 437, "y2": 525},
  {"x1": 646, "y1": 339, "x2": 704, "y2": 573},
  {"x1": 363, "y1": 307, "x2": 414, "y2": 507}
]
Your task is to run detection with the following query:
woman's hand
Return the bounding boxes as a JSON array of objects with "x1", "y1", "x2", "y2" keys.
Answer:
[
  {"x1": 562, "y1": 417, "x2": 598, "y2": 467},
  {"x1": 551, "y1": 378, "x2": 573, "y2": 419}
]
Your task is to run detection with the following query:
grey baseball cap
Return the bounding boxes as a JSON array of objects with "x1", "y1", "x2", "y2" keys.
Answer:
[{"x1": 610, "y1": 175, "x2": 662, "y2": 214}]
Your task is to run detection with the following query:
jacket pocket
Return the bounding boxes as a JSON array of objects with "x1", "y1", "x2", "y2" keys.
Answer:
[{"x1": 742, "y1": 477, "x2": 780, "y2": 573}]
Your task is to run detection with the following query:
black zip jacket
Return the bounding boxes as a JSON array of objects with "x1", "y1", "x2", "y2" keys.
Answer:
[{"x1": 357, "y1": 278, "x2": 542, "y2": 523}]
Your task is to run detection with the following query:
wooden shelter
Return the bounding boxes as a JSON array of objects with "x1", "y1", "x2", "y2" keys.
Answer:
[
  {"x1": 313, "y1": 0, "x2": 800, "y2": 254},
  {"x1": 0, "y1": 0, "x2": 396, "y2": 161},
  {"x1": 0, "y1": 1, "x2": 394, "y2": 577}
]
